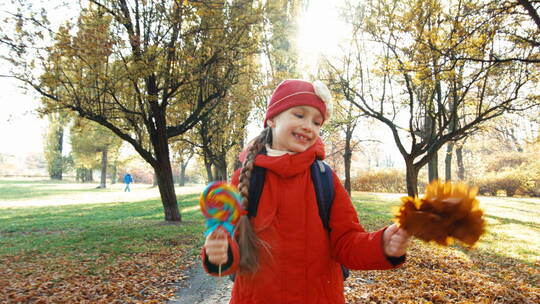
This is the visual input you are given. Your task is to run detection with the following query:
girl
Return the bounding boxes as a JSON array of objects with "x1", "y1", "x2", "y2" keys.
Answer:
[{"x1": 202, "y1": 79, "x2": 411, "y2": 303}]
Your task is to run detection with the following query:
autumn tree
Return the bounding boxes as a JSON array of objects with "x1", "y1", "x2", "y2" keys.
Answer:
[
  {"x1": 170, "y1": 138, "x2": 195, "y2": 186},
  {"x1": 189, "y1": 59, "x2": 257, "y2": 182},
  {"x1": 322, "y1": 23, "x2": 375, "y2": 195},
  {"x1": 196, "y1": 79, "x2": 254, "y2": 182},
  {"x1": 71, "y1": 118, "x2": 123, "y2": 188},
  {"x1": 246, "y1": 0, "x2": 305, "y2": 118},
  {"x1": 436, "y1": 0, "x2": 540, "y2": 64},
  {"x1": 263, "y1": 0, "x2": 302, "y2": 80},
  {"x1": 2, "y1": 0, "x2": 263, "y2": 221},
  {"x1": 332, "y1": 0, "x2": 538, "y2": 196},
  {"x1": 43, "y1": 112, "x2": 70, "y2": 180},
  {"x1": 177, "y1": 2, "x2": 258, "y2": 183},
  {"x1": 227, "y1": 61, "x2": 263, "y2": 173}
]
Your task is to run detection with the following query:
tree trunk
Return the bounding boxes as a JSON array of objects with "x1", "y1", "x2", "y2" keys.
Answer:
[
  {"x1": 111, "y1": 164, "x2": 117, "y2": 184},
  {"x1": 445, "y1": 142, "x2": 454, "y2": 182},
  {"x1": 234, "y1": 135, "x2": 245, "y2": 171},
  {"x1": 148, "y1": 99, "x2": 181, "y2": 221},
  {"x1": 428, "y1": 151, "x2": 438, "y2": 182},
  {"x1": 212, "y1": 166, "x2": 220, "y2": 181},
  {"x1": 88, "y1": 168, "x2": 94, "y2": 182},
  {"x1": 76, "y1": 168, "x2": 82, "y2": 182},
  {"x1": 50, "y1": 127, "x2": 64, "y2": 180},
  {"x1": 205, "y1": 161, "x2": 213, "y2": 183},
  {"x1": 179, "y1": 163, "x2": 187, "y2": 186},
  {"x1": 98, "y1": 148, "x2": 108, "y2": 188},
  {"x1": 343, "y1": 132, "x2": 352, "y2": 196},
  {"x1": 178, "y1": 149, "x2": 194, "y2": 186},
  {"x1": 152, "y1": 135, "x2": 181, "y2": 221},
  {"x1": 405, "y1": 159, "x2": 420, "y2": 197},
  {"x1": 154, "y1": 164, "x2": 181, "y2": 221},
  {"x1": 215, "y1": 153, "x2": 228, "y2": 181},
  {"x1": 153, "y1": 172, "x2": 158, "y2": 187},
  {"x1": 456, "y1": 145, "x2": 465, "y2": 180}
]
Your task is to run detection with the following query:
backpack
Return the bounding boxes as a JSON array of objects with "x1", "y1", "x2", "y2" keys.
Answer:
[{"x1": 231, "y1": 153, "x2": 350, "y2": 281}]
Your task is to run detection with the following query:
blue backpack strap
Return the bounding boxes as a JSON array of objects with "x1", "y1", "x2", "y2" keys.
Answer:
[
  {"x1": 247, "y1": 165, "x2": 265, "y2": 217},
  {"x1": 311, "y1": 159, "x2": 350, "y2": 280},
  {"x1": 246, "y1": 147, "x2": 268, "y2": 217},
  {"x1": 311, "y1": 159, "x2": 334, "y2": 231},
  {"x1": 230, "y1": 149, "x2": 267, "y2": 282}
]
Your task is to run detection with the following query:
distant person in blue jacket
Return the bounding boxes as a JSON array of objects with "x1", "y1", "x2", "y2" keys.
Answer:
[{"x1": 123, "y1": 173, "x2": 133, "y2": 192}]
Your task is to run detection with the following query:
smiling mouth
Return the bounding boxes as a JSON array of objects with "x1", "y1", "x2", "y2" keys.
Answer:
[{"x1": 293, "y1": 132, "x2": 311, "y2": 143}]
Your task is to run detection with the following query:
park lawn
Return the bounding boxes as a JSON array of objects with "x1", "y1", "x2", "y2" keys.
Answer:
[
  {"x1": 0, "y1": 179, "x2": 114, "y2": 201},
  {"x1": 0, "y1": 184, "x2": 538, "y2": 303},
  {"x1": 347, "y1": 192, "x2": 539, "y2": 303},
  {"x1": 0, "y1": 193, "x2": 206, "y2": 303}
]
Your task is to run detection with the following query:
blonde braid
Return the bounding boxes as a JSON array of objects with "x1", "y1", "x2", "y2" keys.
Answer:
[{"x1": 236, "y1": 127, "x2": 271, "y2": 273}]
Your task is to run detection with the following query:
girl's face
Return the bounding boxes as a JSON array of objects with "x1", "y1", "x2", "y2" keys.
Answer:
[{"x1": 267, "y1": 105, "x2": 323, "y2": 153}]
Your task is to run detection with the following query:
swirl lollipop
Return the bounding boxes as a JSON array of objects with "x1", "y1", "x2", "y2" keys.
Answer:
[{"x1": 200, "y1": 181, "x2": 245, "y2": 238}]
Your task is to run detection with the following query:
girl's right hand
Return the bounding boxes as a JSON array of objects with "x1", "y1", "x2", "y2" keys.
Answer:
[{"x1": 204, "y1": 227, "x2": 229, "y2": 266}]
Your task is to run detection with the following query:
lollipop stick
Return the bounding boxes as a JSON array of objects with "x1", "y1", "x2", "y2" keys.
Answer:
[{"x1": 218, "y1": 264, "x2": 222, "y2": 277}]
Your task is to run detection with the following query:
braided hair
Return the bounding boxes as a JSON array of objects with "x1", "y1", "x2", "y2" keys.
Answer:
[{"x1": 236, "y1": 127, "x2": 272, "y2": 273}]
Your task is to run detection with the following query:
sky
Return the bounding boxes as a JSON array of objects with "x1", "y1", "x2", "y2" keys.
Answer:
[
  {"x1": 0, "y1": 78, "x2": 47, "y2": 155},
  {"x1": 0, "y1": 0, "x2": 352, "y2": 156},
  {"x1": 0, "y1": 0, "x2": 79, "y2": 156},
  {"x1": 297, "y1": 0, "x2": 349, "y2": 73},
  {"x1": 0, "y1": 0, "x2": 401, "y2": 171}
]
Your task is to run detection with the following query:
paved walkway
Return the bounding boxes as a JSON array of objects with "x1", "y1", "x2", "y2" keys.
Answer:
[{"x1": 168, "y1": 263, "x2": 232, "y2": 304}]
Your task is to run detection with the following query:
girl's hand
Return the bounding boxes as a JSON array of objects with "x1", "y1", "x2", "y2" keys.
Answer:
[
  {"x1": 382, "y1": 223, "x2": 411, "y2": 257},
  {"x1": 204, "y1": 228, "x2": 229, "y2": 266}
]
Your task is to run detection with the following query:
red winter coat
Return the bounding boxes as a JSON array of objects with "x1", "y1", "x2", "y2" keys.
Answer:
[{"x1": 202, "y1": 139, "x2": 404, "y2": 303}]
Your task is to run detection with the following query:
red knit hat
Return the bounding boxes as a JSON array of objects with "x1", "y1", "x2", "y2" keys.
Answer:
[{"x1": 264, "y1": 79, "x2": 333, "y2": 126}]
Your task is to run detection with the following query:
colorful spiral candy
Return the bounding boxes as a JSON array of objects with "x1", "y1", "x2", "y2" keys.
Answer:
[{"x1": 199, "y1": 181, "x2": 245, "y2": 237}]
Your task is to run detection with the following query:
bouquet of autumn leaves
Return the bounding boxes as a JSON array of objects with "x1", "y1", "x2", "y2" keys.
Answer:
[{"x1": 395, "y1": 180, "x2": 486, "y2": 247}]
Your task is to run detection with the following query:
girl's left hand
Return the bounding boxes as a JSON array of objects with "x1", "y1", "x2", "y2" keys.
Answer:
[{"x1": 382, "y1": 223, "x2": 411, "y2": 257}]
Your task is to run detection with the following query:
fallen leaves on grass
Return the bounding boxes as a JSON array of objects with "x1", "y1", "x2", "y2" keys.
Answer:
[
  {"x1": 0, "y1": 247, "x2": 196, "y2": 303},
  {"x1": 345, "y1": 242, "x2": 539, "y2": 304}
]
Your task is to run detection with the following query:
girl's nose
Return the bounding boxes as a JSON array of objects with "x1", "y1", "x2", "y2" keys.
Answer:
[{"x1": 301, "y1": 122, "x2": 313, "y2": 133}]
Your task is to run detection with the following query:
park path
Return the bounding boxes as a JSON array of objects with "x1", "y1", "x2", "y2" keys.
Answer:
[
  {"x1": 168, "y1": 263, "x2": 232, "y2": 304},
  {"x1": 0, "y1": 182, "x2": 205, "y2": 207}
]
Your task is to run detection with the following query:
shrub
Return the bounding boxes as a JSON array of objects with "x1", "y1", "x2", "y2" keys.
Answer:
[
  {"x1": 486, "y1": 153, "x2": 528, "y2": 172},
  {"x1": 516, "y1": 162, "x2": 540, "y2": 197},
  {"x1": 469, "y1": 149, "x2": 540, "y2": 197},
  {"x1": 351, "y1": 169, "x2": 407, "y2": 193},
  {"x1": 474, "y1": 175, "x2": 499, "y2": 196},
  {"x1": 471, "y1": 169, "x2": 537, "y2": 197},
  {"x1": 118, "y1": 168, "x2": 154, "y2": 184},
  {"x1": 495, "y1": 172, "x2": 524, "y2": 197}
]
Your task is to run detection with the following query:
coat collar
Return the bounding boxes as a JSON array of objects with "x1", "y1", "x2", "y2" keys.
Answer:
[{"x1": 253, "y1": 137, "x2": 326, "y2": 178}]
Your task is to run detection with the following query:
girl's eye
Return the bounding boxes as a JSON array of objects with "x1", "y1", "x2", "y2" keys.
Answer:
[
  {"x1": 294, "y1": 113, "x2": 303, "y2": 119},
  {"x1": 314, "y1": 121, "x2": 322, "y2": 127}
]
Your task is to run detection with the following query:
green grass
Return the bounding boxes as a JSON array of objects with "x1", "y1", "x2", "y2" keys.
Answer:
[
  {"x1": 351, "y1": 192, "x2": 540, "y2": 265},
  {"x1": 1, "y1": 182, "x2": 538, "y2": 268},
  {"x1": 0, "y1": 193, "x2": 205, "y2": 257},
  {"x1": 351, "y1": 192, "x2": 398, "y2": 230},
  {"x1": 2, "y1": 185, "x2": 537, "y2": 264},
  {"x1": 0, "y1": 179, "x2": 115, "y2": 200},
  {"x1": 1, "y1": 181, "x2": 537, "y2": 302}
]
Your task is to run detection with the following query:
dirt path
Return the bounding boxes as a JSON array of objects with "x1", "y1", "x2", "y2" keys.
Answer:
[{"x1": 168, "y1": 263, "x2": 232, "y2": 304}]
